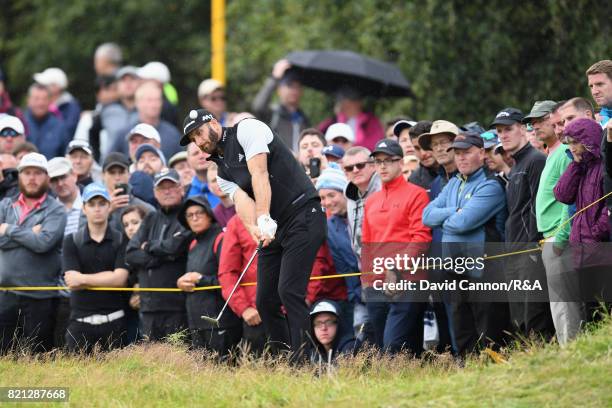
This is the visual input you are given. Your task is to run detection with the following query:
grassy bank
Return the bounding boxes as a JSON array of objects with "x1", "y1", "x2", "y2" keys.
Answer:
[{"x1": 1, "y1": 319, "x2": 611, "y2": 407}]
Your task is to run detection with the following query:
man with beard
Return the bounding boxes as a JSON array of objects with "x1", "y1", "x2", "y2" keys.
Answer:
[
  {"x1": 180, "y1": 109, "x2": 326, "y2": 360},
  {"x1": 0, "y1": 153, "x2": 67, "y2": 353}
]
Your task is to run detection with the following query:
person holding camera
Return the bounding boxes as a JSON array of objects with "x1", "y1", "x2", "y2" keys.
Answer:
[{"x1": 181, "y1": 109, "x2": 326, "y2": 361}]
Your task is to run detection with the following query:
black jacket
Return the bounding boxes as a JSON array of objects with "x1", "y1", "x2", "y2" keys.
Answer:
[
  {"x1": 505, "y1": 143, "x2": 546, "y2": 246},
  {"x1": 185, "y1": 224, "x2": 241, "y2": 330},
  {"x1": 125, "y1": 205, "x2": 192, "y2": 312},
  {"x1": 0, "y1": 168, "x2": 19, "y2": 201},
  {"x1": 409, "y1": 165, "x2": 438, "y2": 191}
]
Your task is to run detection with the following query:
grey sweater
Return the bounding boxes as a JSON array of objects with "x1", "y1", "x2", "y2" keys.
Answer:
[{"x1": 0, "y1": 194, "x2": 67, "y2": 299}]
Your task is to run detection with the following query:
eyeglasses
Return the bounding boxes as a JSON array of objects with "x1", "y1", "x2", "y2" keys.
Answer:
[
  {"x1": 185, "y1": 209, "x2": 207, "y2": 220},
  {"x1": 313, "y1": 319, "x2": 338, "y2": 329},
  {"x1": 374, "y1": 158, "x2": 401, "y2": 166},
  {"x1": 343, "y1": 161, "x2": 373, "y2": 172},
  {"x1": 0, "y1": 129, "x2": 20, "y2": 137}
]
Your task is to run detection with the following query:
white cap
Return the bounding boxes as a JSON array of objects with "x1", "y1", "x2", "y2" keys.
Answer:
[
  {"x1": 127, "y1": 123, "x2": 161, "y2": 144},
  {"x1": 309, "y1": 300, "x2": 339, "y2": 317},
  {"x1": 18, "y1": 152, "x2": 48, "y2": 173},
  {"x1": 138, "y1": 62, "x2": 171, "y2": 84},
  {"x1": 47, "y1": 157, "x2": 73, "y2": 178},
  {"x1": 325, "y1": 123, "x2": 355, "y2": 143},
  {"x1": 0, "y1": 114, "x2": 25, "y2": 134},
  {"x1": 197, "y1": 78, "x2": 223, "y2": 98},
  {"x1": 33, "y1": 68, "x2": 68, "y2": 89}
]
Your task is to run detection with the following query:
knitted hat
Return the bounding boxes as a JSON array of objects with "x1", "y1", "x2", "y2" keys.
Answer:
[{"x1": 315, "y1": 164, "x2": 348, "y2": 192}]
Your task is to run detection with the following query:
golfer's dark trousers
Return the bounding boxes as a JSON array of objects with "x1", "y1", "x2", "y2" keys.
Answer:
[
  {"x1": 256, "y1": 199, "x2": 327, "y2": 354},
  {"x1": 65, "y1": 317, "x2": 127, "y2": 353},
  {"x1": 0, "y1": 292, "x2": 58, "y2": 354},
  {"x1": 141, "y1": 311, "x2": 187, "y2": 341}
]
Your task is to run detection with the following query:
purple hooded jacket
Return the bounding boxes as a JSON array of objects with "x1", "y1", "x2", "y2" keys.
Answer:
[{"x1": 554, "y1": 118, "x2": 609, "y2": 244}]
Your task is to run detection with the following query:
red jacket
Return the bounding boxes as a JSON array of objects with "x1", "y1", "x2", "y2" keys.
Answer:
[
  {"x1": 361, "y1": 175, "x2": 432, "y2": 285},
  {"x1": 307, "y1": 242, "x2": 348, "y2": 304},
  {"x1": 218, "y1": 216, "x2": 258, "y2": 317}
]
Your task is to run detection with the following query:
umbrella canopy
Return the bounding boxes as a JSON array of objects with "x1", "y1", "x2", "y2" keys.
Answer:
[{"x1": 285, "y1": 50, "x2": 413, "y2": 98}]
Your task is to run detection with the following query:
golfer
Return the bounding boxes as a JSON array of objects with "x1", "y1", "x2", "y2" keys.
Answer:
[{"x1": 180, "y1": 109, "x2": 326, "y2": 357}]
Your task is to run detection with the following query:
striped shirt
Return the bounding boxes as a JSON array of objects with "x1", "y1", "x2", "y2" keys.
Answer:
[{"x1": 63, "y1": 192, "x2": 83, "y2": 236}]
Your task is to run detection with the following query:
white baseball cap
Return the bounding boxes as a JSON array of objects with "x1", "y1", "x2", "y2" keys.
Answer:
[
  {"x1": 0, "y1": 114, "x2": 25, "y2": 134},
  {"x1": 47, "y1": 157, "x2": 73, "y2": 178},
  {"x1": 197, "y1": 78, "x2": 224, "y2": 99},
  {"x1": 309, "y1": 300, "x2": 339, "y2": 317},
  {"x1": 138, "y1": 62, "x2": 171, "y2": 84},
  {"x1": 18, "y1": 152, "x2": 48, "y2": 173},
  {"x1": 33, "y1": 68, "x2": 68, "y2": 89},
  {"x1": 127, "y1": 123, "x2": 161, "y2": 144},
  {"x1": 325, "y1": 123, "x2": 355, "y2": 143}
]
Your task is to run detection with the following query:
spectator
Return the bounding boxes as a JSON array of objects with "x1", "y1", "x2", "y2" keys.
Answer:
[
  {"x1": 168, "y1": 151, "x2": 194, "y2": 188},
  {"x1": 361, "y1": 139, "x2": 431, "y2": 353},
  {"x1": 66, "y1": 139, "x2": 101, "y2": 187},
  {"x1": 125, "y1": 169, "x2": 192, "y2": 341},
  {"x1": 12, "y1": 141, "x2": 39, "y2": 161},
  {"x1": 406, "y1": 121, "x2": 438, "y2": 191},
  {"x1": 0, "y1": 153, "x2": 67, "y2": 353},
  {"x1": 297, "y1": 128, "x2": 326, "y2": 171},
  {"x1": 128, "y1": 170, "x2": 156, "y2": 208},
  {"x1": 523, "y1": 101, "x2": 578, "y2": 345},
  {"x1": 318, "y1": 86, "x2": 384, "y2": 151},
  {"x1": 558, "y1": 98, "x2": 596, "y2": 131},
  {"x1": 101, "y1": 152, "x2": 154, "y2": 232},
  {"x1": 385, "y1": 117, "x2": 411, "y2": 140},
  {"x1": 218, "y1": 215, "x2": 266, "y2": 354},
  {"x1": 482, "y1": 132, "x2": 511, "y2": 184},
  {"x1": 0, "y1": 66, "x2": 27, "y2": 129},
  {"x1": 342, "y1": 146, "x2": 380, "y2": 260},
  {"x1": 99, "y1": 66, "x2": 140, "y2": 159},
  {"x1": 135, "y1": 144, "x2": 166, "y2": 177},
  {"x1": 48, "y1": 157, "x2": 83, "y2": 236},
  {"x1": 94, "y1": 42, "x2": 122, "y2": 76},
  {"x1": 124, "y1": 123, "x2": 163, "y2": 164},
  {"x1": 0, "y1": 154, "x2": 18, "y2": 200},
  {"x1": 33, "y1": 67, "x2": 81, "y2": 138},
  {"x1": 112, "y1": 81, "x2": 182, "y2": 160},
  {"x1": 419, "y1": 120, "x2": 460, "y2": 201},
  {"x1": 585, "y1": 60, "x2": 612, "y2": 127},
  {"x1": 62, "y1": 183, "x2": 129, "y2": 352},
  {"x1": 185, "y1": 142, "x2": 220, "y2": 207},
  {"x1": 492, "y1": 107, "x2": 554, "y2": 338},
  {"x1": 309, "y1": 300, "x2": 360, "y2": 365},
  {"x1": 325, "y1": 123, "x2": 354, "y2": 152},
  {"x1": 402, "y1": 155, "x2": 419, "y2": 179},
  {"x1": 197, "y1": 78, "x2": 236, "y2": 127},
  {"x1": 24, "y1": 83, "x2": 69, "y2": 159},
  {"x1": 177, "y1": 195, "x2": 241, "y2": 354},
  {"x1": 252, "y1": 60, "x2": 310, "y2": 152},
  {"x1": 0, "y1": 115, "x2": 26, "y2": 155},
  {"x1": 138, "y1": 62, "x2": 179, "y2": 125},
  {"x1": 316, "y1": 166, "x2": 369, "y2": 341},
  {"x1": 322, "y1": 145, "x2": 345, "y2": 165},
  {"x1": 392, "y1": 119, "x2": 417, "y2": 156},
  {"x1": 423, "y1": 132, "x2": 510, "y2": 356},
  {"x1": 207, "y1": 163, "x2": 235, "y2": 228}
]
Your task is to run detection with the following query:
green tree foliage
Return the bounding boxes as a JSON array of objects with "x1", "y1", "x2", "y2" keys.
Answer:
[{"x1": 1, "y1": 0, "x2": 610, "y2": 127}]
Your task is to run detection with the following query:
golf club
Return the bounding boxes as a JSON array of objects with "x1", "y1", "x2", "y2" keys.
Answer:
[{"x1": 201, "y1": 241, "x2": 263, "y2": 326}]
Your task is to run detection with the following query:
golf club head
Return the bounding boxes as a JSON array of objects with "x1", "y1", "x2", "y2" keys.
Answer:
[{"x1": 201, "y1": 315, "x2": 220, "y2": 327}]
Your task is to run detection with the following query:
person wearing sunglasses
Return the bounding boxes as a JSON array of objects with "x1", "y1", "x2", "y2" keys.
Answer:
[{"x1": 0, "y1": 115, "x2": 26, "y2": 156}]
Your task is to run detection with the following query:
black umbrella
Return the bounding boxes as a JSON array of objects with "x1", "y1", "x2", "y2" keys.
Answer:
[{"x1": 285, "y1": 50, "x2": 413, "y2": 98}]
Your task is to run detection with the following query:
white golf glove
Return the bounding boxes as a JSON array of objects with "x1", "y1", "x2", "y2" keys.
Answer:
[{"x1": 257, "y1": 214, "x2": 277, "y2": 239}]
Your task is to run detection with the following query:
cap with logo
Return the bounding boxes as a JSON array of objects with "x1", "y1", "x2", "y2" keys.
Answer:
[
  {"x1": 392, "y1": 120, "x2": 417, "y2": 137},
  {"x1": 127, "y1": 123, "x2": 161, "y2": 144},
  {"x1": 197, "y1": 79, "x2": 224, "y2": 99},
  {"x1": 102, "y1": 152, "x2": 130, "y2": 172},
  {"x1": 47, "y1": 157, "x2": 73, "y2": 178},
  {"x1": 480, "y1": 130, "x2": 499, "y2": 149},
  {"x1": 322, "y1": 144, "x2": 345, "y2": 159},
  {"x1": 325, "y1": 123, "x2": 355, "y2": 143},
  {"x1": 0, "y1": 115, "x2": 25, "y2": 135},
  {"x1": 489, "y1": 107, "x2": 524, "y2": 128},
  {"x1": 447, "y1": 132, "x2": 485, "y2": 151},
  {"x1": 522, "y1": 100, "x2": 557, "y2": 123},
  {"x1": 494, "y1": 142, "x2": 505, "y2": 155},
  {"x1": 418, "y1": 120, "x2": 460, "y2": 151},
  {"x1": 168, "y1": 151, "x2": 188, "y2": 168},
  {"x1": 153, "y1": 168, "x2": 181, "y2": 187},
  {"x1": 135, "y1": 144, "x2": 167, "y2": 165},
  {"x1": 309, "y1": 300, "x2": 340, "y2": 317},
  {"x1": 181, "y1": 109, "x2": 215, "y2": 146},
  {"x1": 18, "y1": 152, "x2": 48, "y2": 173},
  {"x1": 115, "y1": 66, "x2": 140, "y2": 80},
  {"x1": 82, "y1": 182, "x2": 111, "y2": 203},
  {"x1": 66, "y1": 139, "x2": 93, "y2": 156},
  {"x1": 370, "y1": 139, "x2": 404, "y2": 158},
  {"x1": 33, "y1": 67, "x2": 68, "y2": 89}
]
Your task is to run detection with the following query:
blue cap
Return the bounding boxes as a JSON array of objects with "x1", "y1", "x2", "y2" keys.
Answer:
[
  {"x1": 322, "y1": 144, "x2": 345, "y2": 159},
  {"x1": 480, "y1": 130, "x2": 499, "y2": 149},
  {"x1": 135, "y1": 143, "x2": 167, "y2": 165},
  {"x1": 82, "y1": 182, "x2": 111, "y2": 203}
]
